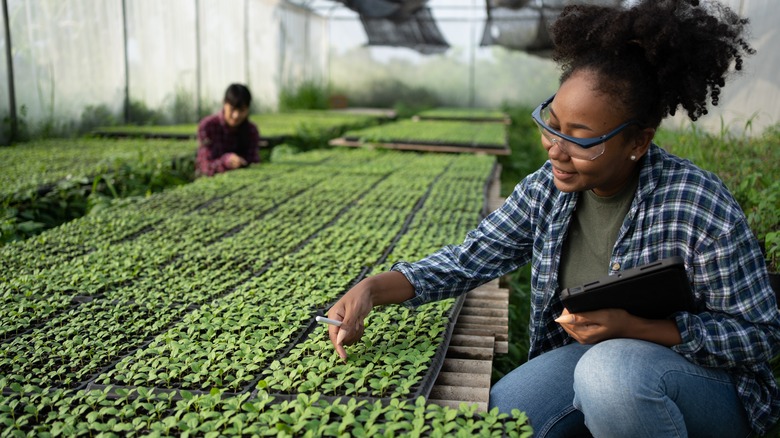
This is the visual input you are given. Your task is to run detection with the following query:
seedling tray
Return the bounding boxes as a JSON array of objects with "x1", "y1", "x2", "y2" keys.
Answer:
[{"x1": 330, "y1": 137, "x2": 511, "y2": 156}]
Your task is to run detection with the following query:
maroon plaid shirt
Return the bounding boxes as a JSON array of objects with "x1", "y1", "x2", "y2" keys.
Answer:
[{"x1": 196, "y1": 112, "x2": 260, "y2": 176}]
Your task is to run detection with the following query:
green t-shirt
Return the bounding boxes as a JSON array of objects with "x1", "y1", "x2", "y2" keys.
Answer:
[{"x1": 559, "y1": 173, "x2": 639, "y2": 289}]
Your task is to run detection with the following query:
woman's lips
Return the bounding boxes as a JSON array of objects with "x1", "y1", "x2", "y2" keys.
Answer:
[{"x1": 553, "y1": 166, "x2": 576, "y2": 181}]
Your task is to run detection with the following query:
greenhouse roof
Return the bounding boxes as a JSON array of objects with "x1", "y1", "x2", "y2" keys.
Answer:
[{"x1": 296, "y1": 0, "x2": 627, "y2": 55}]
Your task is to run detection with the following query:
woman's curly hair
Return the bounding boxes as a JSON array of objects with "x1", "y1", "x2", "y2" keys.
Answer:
[{"x1": 550, "y1": 0, "x2": 755, "y2": 127}]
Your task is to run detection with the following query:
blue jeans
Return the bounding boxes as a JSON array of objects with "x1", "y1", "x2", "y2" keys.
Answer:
[{"x1": 489, "y1": 339, "x2": 752, "y2": 438}]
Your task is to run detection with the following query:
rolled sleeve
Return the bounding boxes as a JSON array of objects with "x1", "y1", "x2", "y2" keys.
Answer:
[
  {"x1": 388, "y1": 188, "x2": 534, "y2": 309},
  {"x1": 391, "y1": 261, "x2": 429, "y2": 308}
]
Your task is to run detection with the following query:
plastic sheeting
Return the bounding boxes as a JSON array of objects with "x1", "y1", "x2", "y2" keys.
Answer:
[
  {"x1": 5, "y1": 0, "x2": 126, "y2": 129},
  {"x1": 674, "y1": 0, "x2": 780, "y2": 135},
  {"x1": 0, "y1": 0, "x2": 328, "y2": 139},
  {"x1": 125, "y1": 0, "x2": 197, "y2": 122}
]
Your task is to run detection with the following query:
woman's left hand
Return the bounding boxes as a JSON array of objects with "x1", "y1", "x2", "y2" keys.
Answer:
[{"x1": 555, "y1": 308, "x2": 635, "y2": 344}]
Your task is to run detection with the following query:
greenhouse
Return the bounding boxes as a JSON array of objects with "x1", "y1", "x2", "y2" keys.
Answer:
[{"x1": 1, "y1": 0, "x2": 779, "y2": 437}]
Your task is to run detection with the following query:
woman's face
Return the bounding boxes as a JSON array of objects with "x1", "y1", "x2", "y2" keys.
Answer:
[
  {"x1": 541, "y1": 70, "x2": 650, "y2": 197},
  {"x1": 223, "y1": 102, "x2": 250, "y2": 128}
]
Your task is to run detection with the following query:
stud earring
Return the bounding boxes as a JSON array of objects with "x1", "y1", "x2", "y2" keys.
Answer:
[{"x1": 630, "y1": 155, "x2": 637, "y2": 161}]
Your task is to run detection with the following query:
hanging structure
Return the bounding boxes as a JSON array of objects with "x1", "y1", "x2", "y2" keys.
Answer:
[
  {"x1": 332, "y1": 0, "x2": 449, "y2": 54},
  {"x1": 480, "y1": 0, "x2": 623, "y2": 56}
]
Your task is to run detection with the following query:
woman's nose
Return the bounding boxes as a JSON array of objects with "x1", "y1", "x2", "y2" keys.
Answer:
[{"x1": 546, "y1": 139, "x2": 569, "y2": 161}]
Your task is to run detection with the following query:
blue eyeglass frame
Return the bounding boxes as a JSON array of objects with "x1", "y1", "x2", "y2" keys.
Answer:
[{"x1": 531, "y1": 94, "x2": 642, "y2": 149}]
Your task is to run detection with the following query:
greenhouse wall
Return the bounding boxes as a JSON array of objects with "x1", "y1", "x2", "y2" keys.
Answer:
[
  {"x1": 0, "y1": 0, "x2": 328, "y2": 141},
  {"x1": 320, "y1": 0, "x2": 778, "y2": 135},
  {"x1": 0, "y1": 2, "x2": 10, "y2": 145},
  {"x1": 5, "y1": 0, "x2": 126, "y2": 136},
  {"x1": 125, "y1": 0, "x2": 198, "y2": 122},
  {"x1": 665, "y1": 0, "x2": 780, "y2": 135},
  {"x1": 324, "y1": 5, "x2": 561, "y2": 112}
]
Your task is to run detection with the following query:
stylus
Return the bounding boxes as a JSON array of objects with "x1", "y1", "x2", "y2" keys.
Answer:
[{"x1": 315, "y1": 315, "x2": 343, "y2": 327}]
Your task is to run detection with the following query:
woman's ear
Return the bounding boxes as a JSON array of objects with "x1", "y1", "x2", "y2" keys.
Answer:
[{"x1": 631, "y1": 127, "x2": 655, "y2": 160}]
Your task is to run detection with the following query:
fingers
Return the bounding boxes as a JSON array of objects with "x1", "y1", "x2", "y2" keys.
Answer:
[
  {"x1": 554, "y1": 313, "x2": 576, "y2": 324},
  {"x1": 335, "y1": 330, "x2": 348, "y2": 360},
  {"x1": 326, "y1": 307, "x2": 346, "y2": 358},
  {"x1": 326, "y1": 305, "x2": 365, "y2": 361},
  {"x1": 555, "y1": 312, "x2": 596, "y2": 329},
  {"x1": 325, "y1": 280, "x2": 375, "y2": 360},
  {"x1": 333, "y1": 316, "x2": 365, "y2": 361},
  {"x1": 328, "y1": 291, "x2": 372, "y2": 360}
]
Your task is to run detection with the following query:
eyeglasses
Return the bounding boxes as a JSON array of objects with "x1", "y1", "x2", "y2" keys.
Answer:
[{"x1": 531, "y1": 94, "x2": 640, "y2": 161}]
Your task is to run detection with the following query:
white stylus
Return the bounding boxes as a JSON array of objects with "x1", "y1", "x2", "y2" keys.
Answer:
[{"x1": 315, "y1": 315, "x2": 343, "y2": 327}]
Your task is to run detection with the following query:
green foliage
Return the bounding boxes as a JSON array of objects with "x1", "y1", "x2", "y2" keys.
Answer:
[
  {"x1": 0, "y1": 390, "x2": 533, "y2": 436},
  {"x1": 167, "y1": 88, "x2": 198, "y2": 124},
  {"x1": 416, "y1": 107, "x2": 510, "y2": 123},
  {"x1": 336, "y1": 78, "x2": 442, "y2": 118},
  {"x1": 0, "y1": 148, "x2": 530, "y2": 435},
  {"x1": 127, "y1": 99, "x2": 166, "y2": 125},
  {"x1": 498, "y1": 104, "x2": 547, "y2": 196},
  {"x1": 260, "y1": 303, "x2": 453, "y2": 398},
  {"x1": 3, "y1": 105, "x2": 31, "y2": 143},
  {"x1": 342, "y1": 119, "x2": 507, "y2": 149},
  {"x1": 765, "y1": 231, "x2": 780, "y2": 274},
  {"x1": 92, "y1": 110, "x2": 384, "y2": 150},
  {"x1": 279, "y1": 80, "x2": 331, "y2": 111},
  {"x1": 79, "y1": 104, "x2": 118, "y2": 134},
  {"x1": 0, "y1": 138, "x2": 196, "y2": 245}
]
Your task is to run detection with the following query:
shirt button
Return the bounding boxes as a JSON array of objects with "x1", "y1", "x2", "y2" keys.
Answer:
[{"x1": 611, "y1": 262, "x2": 621, "y2": 271}]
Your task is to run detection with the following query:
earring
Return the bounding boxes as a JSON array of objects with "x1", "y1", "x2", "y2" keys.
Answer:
[{"x1": 630, "y1": 155, "x2": 637, "y2": 161}]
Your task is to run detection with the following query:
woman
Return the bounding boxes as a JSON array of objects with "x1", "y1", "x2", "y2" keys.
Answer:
[
  {"x1": 196, "y1": 83, "x2": 261, "y2": 176},
  {"x1": 326, "y1": 1, "x2": 780, "y2": 436}
]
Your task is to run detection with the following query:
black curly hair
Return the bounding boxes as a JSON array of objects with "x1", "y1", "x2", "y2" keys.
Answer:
[{"x1": 550, "y1": 0, "x2": 754, "y2": 128}]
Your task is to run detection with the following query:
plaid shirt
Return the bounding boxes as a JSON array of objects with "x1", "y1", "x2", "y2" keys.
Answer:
[
  {"x1": 393, "y1": 143, "x2": 780, "y2": 434},
  {"x1": 196, "y1": 112, "x2": 260, "y2": 176}
]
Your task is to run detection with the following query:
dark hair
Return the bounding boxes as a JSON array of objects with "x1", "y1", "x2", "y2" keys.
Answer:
[
  {"x1": 550, "y1": 0, "x2": 754, "y2": 127},
  {"x1": 224, "y1": 83, "x2": 252, "y2": 109},
  {"x1": 223, "y1": 83, "x2": 253, "y2": 147}
]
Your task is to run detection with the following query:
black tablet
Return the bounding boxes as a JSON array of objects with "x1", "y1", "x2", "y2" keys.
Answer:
[{"x1": 559, "y1": 256, "x2": 696, "y2": 319}]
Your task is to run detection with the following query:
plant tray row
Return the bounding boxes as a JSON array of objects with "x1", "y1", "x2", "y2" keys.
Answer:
[
  {"x1": 329, "y1": 137, "x2": 511, "y2": 156},
  {"x1": 1, "y1": 148, "x2": 532, "y2": 435}
]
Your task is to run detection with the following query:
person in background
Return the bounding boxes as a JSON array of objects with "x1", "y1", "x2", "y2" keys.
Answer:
[
  {"x1": 325, "y1": 1, "x2": 780, "y2": 437},
  {"x1": 196, "y1": 83, "x2": 260, "y2": 176}
]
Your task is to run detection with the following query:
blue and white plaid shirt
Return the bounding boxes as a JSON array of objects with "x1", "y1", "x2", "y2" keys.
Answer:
[{"x1": 393, "y1": 143, "x2": 780, "y2": 434}]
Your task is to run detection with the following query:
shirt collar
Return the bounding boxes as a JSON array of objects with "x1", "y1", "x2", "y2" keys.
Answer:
[{"x1": 635, "y1": 143, "x2": 663, "y2": 205}]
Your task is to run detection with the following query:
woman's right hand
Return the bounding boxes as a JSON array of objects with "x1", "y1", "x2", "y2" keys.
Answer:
[
  {"x1": 327, "y1": 282, "x2": 374, "y2": 360},
  {"x1": 326, "y1": 271, "x2": 416, "y2": 360}
]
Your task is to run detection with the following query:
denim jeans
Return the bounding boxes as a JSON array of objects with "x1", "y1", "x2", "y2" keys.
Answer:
[{"x1": 489, "y1": 339, "x2": 752, "y2": 438}]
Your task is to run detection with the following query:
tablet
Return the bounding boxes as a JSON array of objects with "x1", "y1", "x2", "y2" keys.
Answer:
[{"x1": 559, "y1": 256, "x2": 696, "y2": 319}]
